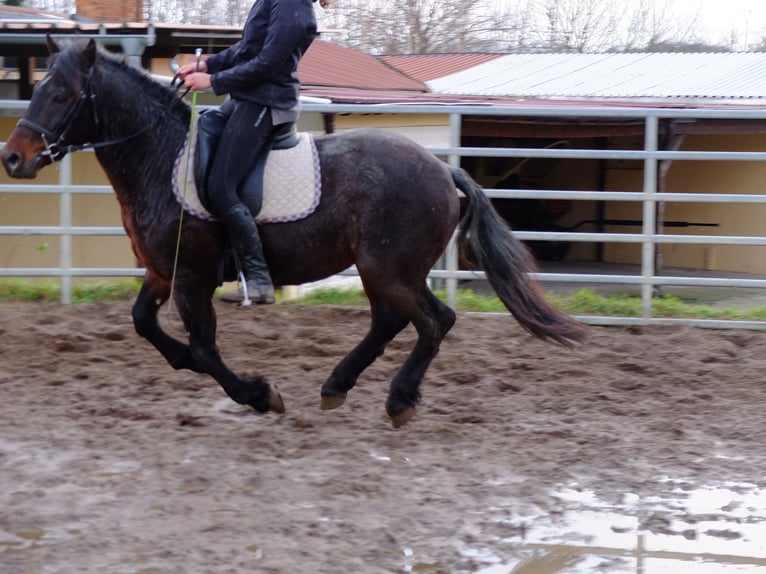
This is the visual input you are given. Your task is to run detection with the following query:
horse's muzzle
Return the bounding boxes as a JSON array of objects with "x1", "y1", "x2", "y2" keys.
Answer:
[
  {"x1": 1, "y1": 148, "x2": 24, "y2": 178},
  {"x1": 1, "y1": 130, "x2": 48, "y2": 179}
]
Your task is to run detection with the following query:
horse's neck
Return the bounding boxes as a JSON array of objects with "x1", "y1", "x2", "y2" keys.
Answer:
[{"x1": 92, "y1": 70, "x2": 188, "y2": 205}]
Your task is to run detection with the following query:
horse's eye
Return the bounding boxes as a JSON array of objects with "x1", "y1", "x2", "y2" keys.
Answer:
[{"x1": 51, "y1": 90, "x2": 68, "y2": 103}]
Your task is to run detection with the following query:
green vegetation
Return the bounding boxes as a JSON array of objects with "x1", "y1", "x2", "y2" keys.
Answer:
[
  {"x1": 547, "y1": 289, "x2": 766, "y2": 321},
  {"x1": 0, "y1": 278, "x2": 141, "y2": 303},
  {"x1": 291, "y1": 286, "x2": 370, "y2": 306},
  {"x1": 3, "y1": 279, "x2": 766, "y2": 320},
  {"x1": 293, "y1": 286, "x2": 509, "y2": 311},
  {"x1": 295, "y1": 286, "x2": 766, "y2": 320}
]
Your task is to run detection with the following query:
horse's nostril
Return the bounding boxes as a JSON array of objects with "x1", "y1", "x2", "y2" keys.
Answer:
[{"x1": 2, "y1": 151, "x2": 21, "y2": 175}]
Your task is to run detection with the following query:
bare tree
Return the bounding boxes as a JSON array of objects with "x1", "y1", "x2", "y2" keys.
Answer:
[
  {"x1": 18, "y1": 0, "x2": 738, "y2": 54},
  {"x1": 318, "y1": 0, "x2": 503, "y2": 55},
  {"x1": 621, "y1": 0, "x2": 703, "y2": 51},
  {"x1": 537, "y1": 0, "x2": 618, "y2": 52},
  {"x1": 484, "y1": 0, "x2": 710, "y2": 53},
  {"x1": 326, "y1": 0, "x2": 710, "y2": 55},
  {"x1": 487, "y1": 0, "x2": 539, "y2": 52},
  {"x1": 19, "y1": 0, "x2": 249, "y2": 24},
  {"x1": 144, "y1": 0, "x2": 250, "y2": 25},
  {"x1": 23, "y1": 0, "x2": 74, "y2": 13},
  {"x1": 753, "y1": 35, "x2": 766, "y2": 52}
]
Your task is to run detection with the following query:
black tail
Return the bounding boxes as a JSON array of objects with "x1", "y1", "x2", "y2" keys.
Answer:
[{"x1": 452, "y1": 166, "x2": 587, "y2": 346}]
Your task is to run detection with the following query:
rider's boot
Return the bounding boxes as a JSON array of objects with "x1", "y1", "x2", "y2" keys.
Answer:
[{"x1": 220, "y1": 204, "x2": 275, "y2": 305}]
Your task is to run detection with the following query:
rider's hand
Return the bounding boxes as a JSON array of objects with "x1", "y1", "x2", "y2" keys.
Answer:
[
  {"x1": 183, "y1": 72, "x2": 212, "y2": 91},
  {"x1": 177, "y1": 59, "x2": 208, "y2": 79}
]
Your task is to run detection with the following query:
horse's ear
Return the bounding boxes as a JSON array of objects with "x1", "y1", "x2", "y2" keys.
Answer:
[
  {"x1": 46, "y1": 33, "x2": 59, "y2": 55},
  {"x1": 83, "y1": 38, "x2": 97, "y2": 69}
]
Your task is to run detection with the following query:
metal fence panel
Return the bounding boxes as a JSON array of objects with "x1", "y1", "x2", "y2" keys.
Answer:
[{"x1": 3, "y1": 100, "x2": 766, "y2": 328}]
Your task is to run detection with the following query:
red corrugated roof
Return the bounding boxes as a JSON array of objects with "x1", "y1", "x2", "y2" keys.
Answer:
[
  {"x1": 379, "y1": 53, "x2": 505, "y2": 82},
  {"x1": 299, "y1": 40, "x2": 427, "y2": 92}
]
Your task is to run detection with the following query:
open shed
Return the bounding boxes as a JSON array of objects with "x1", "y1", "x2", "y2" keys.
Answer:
[{"x1": 381, "y1": 52, "x2": 766, "y2": 275}]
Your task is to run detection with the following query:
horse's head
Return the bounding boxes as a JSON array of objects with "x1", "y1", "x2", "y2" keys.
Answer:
[{"x1": 1, "y1": 36, "x2": 98, "y2": 179}]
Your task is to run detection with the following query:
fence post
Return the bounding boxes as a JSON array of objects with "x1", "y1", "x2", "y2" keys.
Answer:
[
  {"x1": 641, "y1": 115, "x2": 659, "y2": 321},
  {"x1": 59, "y1": 155, "x2": 73, "y2": 304},
  {"x1": 445, "y1": 112, "x2": 462, "y2": 309}
]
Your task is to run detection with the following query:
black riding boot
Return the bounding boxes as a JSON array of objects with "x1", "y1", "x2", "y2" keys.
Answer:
[{"x1": 220, "y1": 204, "x2": 275, "y2": 305}]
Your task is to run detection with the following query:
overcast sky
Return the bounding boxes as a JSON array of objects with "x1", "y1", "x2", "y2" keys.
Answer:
[{"x1": 678, "y1": 0, "x2": 766, "y2": 44}]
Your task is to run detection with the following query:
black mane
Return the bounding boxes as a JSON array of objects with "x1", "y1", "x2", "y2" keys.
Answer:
[
  {"x1": 96, "y1": 46, "x2": 190, "y2": 122},
  {"x1": 51, "y1": 39, "x2": 190, "y2": 129},
  {"x1": 103, "y1": 51, "x2": 187, "y2": 111},
  {"x1": 42, "y1": 40, "x2": 192, "y2": 202}
]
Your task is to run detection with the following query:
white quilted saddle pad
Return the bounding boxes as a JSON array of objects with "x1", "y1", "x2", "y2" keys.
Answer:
[{"x1": 173, "y1": 121, "x2": 321, "y2": 224}]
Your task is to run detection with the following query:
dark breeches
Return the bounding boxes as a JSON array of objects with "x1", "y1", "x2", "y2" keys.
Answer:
[{"x1": 207, "y1": 98, "x2": 274, "y2": 218}]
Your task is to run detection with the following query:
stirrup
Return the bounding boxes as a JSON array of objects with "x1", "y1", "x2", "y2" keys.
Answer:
[
  {"x1": 220, "y1": 282, "x2": 275, "y2": 305},
  {"x1": 220, "y1": 286, "x2": 248, "y2": 304}
]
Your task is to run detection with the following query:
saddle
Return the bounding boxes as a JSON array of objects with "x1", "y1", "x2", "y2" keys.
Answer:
[{"x1": 194, "y1": 109, "x2": 300, "y2": 217}]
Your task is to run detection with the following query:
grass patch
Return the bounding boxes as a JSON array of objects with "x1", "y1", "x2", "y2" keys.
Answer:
[
  {"x1": 4, "y1": 279, "x2": 766, "y2": 321},
  {"x1": 293, "y1": 286, "x2": 766, "y2": 320},
  {"x1": 291, "y1": 286, "x2": 370, "y2": 306},
  {"x1": 0, "y1": 278, "x2": 141, "y2": 303},
  {"x1": 548, "y1": 289, "x2": 766, "y2": 321}
]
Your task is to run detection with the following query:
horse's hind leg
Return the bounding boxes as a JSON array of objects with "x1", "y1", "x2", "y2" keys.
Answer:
[
  {"x1": 385, "y1": 287, "x2": 456, "y2": 427},
  {"x1": 320, "y1": 302, "x2": 408, "y2": 409}
]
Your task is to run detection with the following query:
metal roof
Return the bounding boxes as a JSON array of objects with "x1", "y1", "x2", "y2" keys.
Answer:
[
  {"x1": 378, "y1": 53, "x2": 504, "y2": 82},
  {"x1": 426, "y1": 52, "x2": 766, "y2": 102},
  {"x1": 299, "y1": 40, "x2": 427, "y2": 93}
]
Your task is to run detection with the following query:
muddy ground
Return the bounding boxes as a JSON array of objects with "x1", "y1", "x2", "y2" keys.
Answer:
[{"x1": 1, "y1": 300, "x2": 766, "y2": 573}]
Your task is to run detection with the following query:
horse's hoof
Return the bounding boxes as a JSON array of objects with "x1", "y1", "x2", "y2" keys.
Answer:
[
  {"x1": 390, "y1": 407, "x2": 416, "y2": 428},
  {"x1": 320, "y1": 394, "x2": 346, "y2": 410},
  {"x1": 269, "y1": 385, "x2": 286, "y2": 413}
]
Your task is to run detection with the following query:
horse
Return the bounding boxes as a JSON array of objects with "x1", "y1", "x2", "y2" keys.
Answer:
[{"x1": 1, "y1": 38, "x2": 587, "y2": 427}]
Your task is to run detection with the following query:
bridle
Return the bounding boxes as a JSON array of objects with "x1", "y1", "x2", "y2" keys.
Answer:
[
  {"x1": 17, "y1": 66, "x2": 100, "y2": 161},
  {"x1": 18, "y1": 63, "x2": 187, "y2": 162}
]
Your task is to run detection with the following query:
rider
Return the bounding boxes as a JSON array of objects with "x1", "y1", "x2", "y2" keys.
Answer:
[{"x1": 178, "y1": 0, "x2": 330, "y2": 304}]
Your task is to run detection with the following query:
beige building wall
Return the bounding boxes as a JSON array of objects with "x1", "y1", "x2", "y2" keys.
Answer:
[
  {"x1": 0, "y1": 116, "x2": 135, "y2": 276},
  {"x1": 333, "y1": 113, "x2": 451, "y2": 148},
  {"x1": 604, "y1": 133, "x2": 766, "y2": 274}
]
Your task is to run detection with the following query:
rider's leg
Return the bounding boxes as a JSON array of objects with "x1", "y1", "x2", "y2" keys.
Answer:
[
  {"x1": 208, "y1": 99, "x2": 275, "y2": 304},
  {"x1": 220, "y1": 203, "x2": 275, "y2": 304}
]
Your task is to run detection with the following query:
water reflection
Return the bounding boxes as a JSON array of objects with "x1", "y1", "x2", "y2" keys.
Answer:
[{"x1": 469, "y1": 480, "x2": 766, "y2": 573}]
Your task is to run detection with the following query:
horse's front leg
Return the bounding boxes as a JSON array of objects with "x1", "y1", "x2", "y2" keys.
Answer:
[
  {"x1": 132, "y1": 276, "x2": 202, "y2": 372},
  {"x1": 172, "y1": 287, "x2": 285, "y2": 414}
]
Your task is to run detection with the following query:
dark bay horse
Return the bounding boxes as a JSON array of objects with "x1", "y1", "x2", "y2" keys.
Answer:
[{"x1": 1, "y1": 38, "x2": 586, "y2": 427}]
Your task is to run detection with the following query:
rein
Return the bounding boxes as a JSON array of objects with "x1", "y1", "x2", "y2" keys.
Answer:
[
  {"x1": 19, "y1": 65, "x2": 188, "y2": 161},
  {"x1": 168, "y1": 49, "x2": 207, "y2": 309}
]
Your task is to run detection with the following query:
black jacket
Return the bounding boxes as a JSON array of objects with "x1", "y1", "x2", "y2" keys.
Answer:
[{"x1": 206, "y1": 0, "x2": 317, "y2": 109}]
